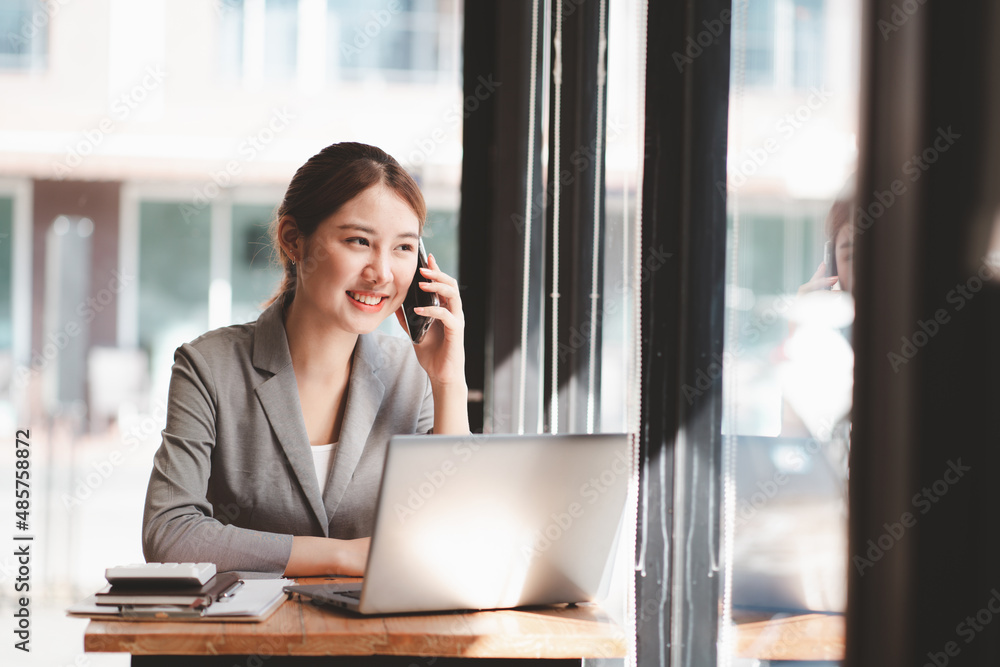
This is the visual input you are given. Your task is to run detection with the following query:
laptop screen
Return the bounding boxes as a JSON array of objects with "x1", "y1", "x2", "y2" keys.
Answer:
[{"x1": 359, "y1": 433, "x2": 631, "y2": 614}]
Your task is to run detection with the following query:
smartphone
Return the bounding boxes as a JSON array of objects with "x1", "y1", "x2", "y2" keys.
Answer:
[
  {"x1": 402, "y1": 239, "x2": 439, "y2": 344},
  {"x1": 824, "y1": 241, "x2": 838, "y2": 283}
]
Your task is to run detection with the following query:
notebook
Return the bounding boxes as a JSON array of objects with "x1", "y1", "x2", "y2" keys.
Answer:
[{"x1": 286, "y1": 432, "x2": 630, "y2": 615}]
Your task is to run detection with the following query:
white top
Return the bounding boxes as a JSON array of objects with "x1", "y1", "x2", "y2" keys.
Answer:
[{"x1": 311, "y1": 443, "x2": 338, "y2": 492}]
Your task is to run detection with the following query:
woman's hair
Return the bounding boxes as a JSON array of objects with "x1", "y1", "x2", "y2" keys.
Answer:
[
  {"x1": 824, "y1": 197, "x2": 853, "y2": 244},
  {"x1": 264, "y1": 142, "x2": 426, "y2": 307},
  {"x1": 825, "y1": 175, "x2": 856, "y2": 244}
]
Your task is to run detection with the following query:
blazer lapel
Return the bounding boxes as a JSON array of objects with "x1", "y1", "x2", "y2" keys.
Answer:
[
  {"x1": 323, "y1": 333, "x2": 385, "y2": 523},
  {"x1": 251, "y1": 296, "x2": 329, "y2": 535}
]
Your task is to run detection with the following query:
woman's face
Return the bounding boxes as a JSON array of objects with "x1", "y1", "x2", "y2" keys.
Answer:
[
  {"x1": 835, "y1": 224, "x2": 854, "y2": 294},
  {"x1": 294, "y1": 183, "x2": 421, "y2": 335}
]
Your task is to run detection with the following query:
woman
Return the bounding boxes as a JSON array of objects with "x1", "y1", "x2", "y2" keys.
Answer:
[
  {"x1": 142, "y1": 142, "x2": 468, "y2": 576},
  {"x1": 797, "y1": 197, "x2": 854, "y2": 296}
]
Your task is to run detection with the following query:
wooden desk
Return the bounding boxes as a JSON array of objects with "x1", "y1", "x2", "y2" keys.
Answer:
[
  {"x1": 733, "y1": 613, "x2": 845, "y2": 662},
  {"x1": 84, "y1": 578, "x2": 626, "y2": 666}
]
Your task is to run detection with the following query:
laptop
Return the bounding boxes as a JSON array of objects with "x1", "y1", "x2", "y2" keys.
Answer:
[
  {"x1": 286, "y1": 432, "x2": 630, "y2": 615},
  {"x1": 730, "y1": 435, "x2": 848, "y2": 613}
]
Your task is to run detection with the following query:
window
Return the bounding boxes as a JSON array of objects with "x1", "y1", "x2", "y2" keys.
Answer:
[
  {"x1": 264, "y1": 0, "x2": 299, "y2": 82},
  {"x1": 793, "y1": 0, "x2": 824, "y2": 89},
  {"x1": 720, "y1": 0, "x2": 859, "y2": 661},
  {"x1": 724, "y1": 207, "x2": 830, "y2": 436},
  {"x1": 217, "y1": 0, "x2": 245, "y2": 81},
  {"x1": 217, "y1": 0, "x2": 460, "y2": 87},
  {"x1": 137, "y1": 202, "x2": 212, "y2": 361},
  {"x1": 328, "y1": 0, "x2": 456, "y2": 83},
  {"x1": 422, "y1": 207, "x2": 458, "y2": 277},
  {"x1": 0, "y1": 0, "x2": 48, "y2": 71},
  {"x1": 230, "y1": 203, "x2": 282, "y2": 325},
  {"x1": 740, "y1": 0, "x2": 826, "y2": 90},
  {"x1": 744, "y1": 0, "x2": 776, "y2": 88}
]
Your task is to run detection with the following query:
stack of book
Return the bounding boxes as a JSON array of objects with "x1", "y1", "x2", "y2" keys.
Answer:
[
  {"x1": 67, "y1": 563, "x2": 288, "y2": 622},
  {"x1": 95, "y1": 570, "x2": 243, "y2": 617}
]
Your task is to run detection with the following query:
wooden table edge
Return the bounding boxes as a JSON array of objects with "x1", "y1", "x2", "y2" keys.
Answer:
[{"x1": 82, "y1": 600, "x2": 627, "y2": 659}]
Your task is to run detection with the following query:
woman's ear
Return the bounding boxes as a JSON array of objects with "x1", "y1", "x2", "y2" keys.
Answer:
[{"x1": 277, "y1": 215, "x2": 302, "y2": 262}]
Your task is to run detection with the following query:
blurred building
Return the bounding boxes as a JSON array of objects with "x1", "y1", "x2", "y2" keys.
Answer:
[{"x1": 0, "y1": 0, "x2": 463, "y2": 428}]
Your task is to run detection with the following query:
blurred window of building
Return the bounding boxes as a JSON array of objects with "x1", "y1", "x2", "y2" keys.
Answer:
[
  {"x1": 423, "y1": 207, "x2": 457, "y2": 277},
  {"x1": 793, "y1": 0, "x2": 824, "y2": 89},
  {"x1": 217, "y1": 0, "x2": 460, "y2": 87},
  {"x1": 725, "y1": 205, "x2": 830, "y2": 436},
  {"x1": 742, "y1": 0, "x2": 826, "y2": 90},
  {"x1": 231, "y1": 203, "x2": 282, "y2": 324},
  {"x1": 744, "y1": 0, "x2": 776, "y2": 87},
  {"x1": 138, "y1": 202, "x2": 212, "y2": 361},
  {"x1": 328, "y1": 0, "x2": 451, "y2": 83},
  {"x1": 265, "y1": 0, "x2": 300, "y2": 82},
  {"x1": 0, "y1": 0, "x2": 48, "y2": 71},
  {"x1": 218, "y1": 0, "x2": 246, "y2": 82},
  {"x1": 736, "y1": 207, "x2": 827, "y2": 304}
]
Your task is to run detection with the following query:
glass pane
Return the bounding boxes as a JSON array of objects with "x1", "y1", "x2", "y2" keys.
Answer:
[
  {"x1": 744, "y1": 0, "x2": 775, "y2": 88},
  {"x1": 423, "y1": 207, "x2": 457, "y2": 278},
  {"x1": 327, "y1": 0, "x2": 452, "y2": 83},
  {"x1": 265, "y1": 0, "x2": 299, "y2": 82},
  {"x1": 0, "y1": 0, "x2": 47, "y2": 70},
  {"x1": 602, "y1": 0, "x2": 644, "y2": 436},
  {"x1": 217, "y1": 0, "x2": 244, "y2": 81},
  {"x1": 138, "y1": 201, "x2": 211, "y2": 378},
  {"x1": 720, "y1": 0, "x2": 860, "y2": 663},
  {"x1": 231, "y1": 203, "x2": 282, "y2": 324},
  {"x1": 793, "y1": 0, "x2": 824, "y2": 89}
]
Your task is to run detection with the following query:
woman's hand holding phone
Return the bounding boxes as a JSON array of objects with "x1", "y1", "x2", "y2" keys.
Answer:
[
  {"x1": 396, "y1": 252, "x2": 466, "y2": 387},
  {"x1": 798, "y1": 261, "x2": 839, "y2": 296},
  {"x1": 395, "y1": 252, "x2": 470, "y2": 435}
]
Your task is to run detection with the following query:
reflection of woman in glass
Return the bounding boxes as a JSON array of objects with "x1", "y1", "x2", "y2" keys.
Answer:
[
  {"x1": 798, "y1": 198, "x2": 854, "y2": 297},
  {"x1": 782, "y1": 197, "x2": 855, "y2": 440},
  {"x1": 143, "y1": 143, "x2": 469, "y2": 576}
]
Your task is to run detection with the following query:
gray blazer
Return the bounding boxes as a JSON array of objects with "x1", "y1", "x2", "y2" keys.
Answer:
[{"x1": 142, "y1": 294, "x2": 434, "y2": 574}]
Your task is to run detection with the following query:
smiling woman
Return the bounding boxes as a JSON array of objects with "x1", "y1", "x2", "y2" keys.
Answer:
[
  {"x1": 265, "y1": 142, "x2": 426, "y2": 309},
  {"x1": 278, "y1": 185, "x2": 421, "y2": 338},
  {"x1": 142, "y1": 142, "x2": 469, "y2": 577}
]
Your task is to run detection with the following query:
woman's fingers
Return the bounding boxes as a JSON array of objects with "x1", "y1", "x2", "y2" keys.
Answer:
[
  {"x1": 797, "y1": 262, "x2": 838, "y2": 296},
  {"x1": 414, "y1": 305, "x2": 463, "y2": 332},
  {"x1": 418, "y1": 254, "x2": 463, "y2": 318},
  {"x1": 418, "y1": 279, "x2": 462, "y2": 307},
  {"x1": 418, "y1": 267, "x2": 458, "y2": 291}
]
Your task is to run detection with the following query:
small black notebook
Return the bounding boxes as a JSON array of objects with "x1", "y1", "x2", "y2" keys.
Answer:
[{"x1": 95, "y1": 571, "x2": 241, "y2": 607}]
